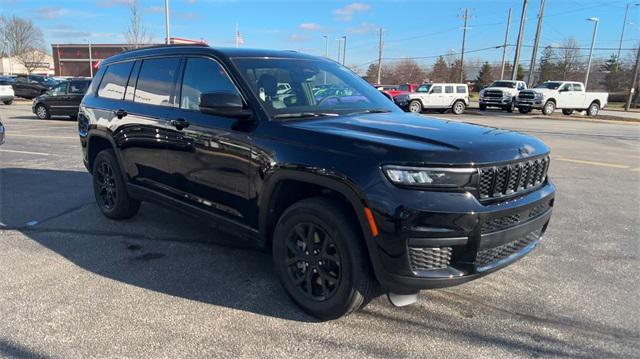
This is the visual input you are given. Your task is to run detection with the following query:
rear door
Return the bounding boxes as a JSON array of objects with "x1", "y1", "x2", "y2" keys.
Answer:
[
  {"x1": 45, "y1": 82, "x2": 70, "y2": 115},
  {"x1": 65, "y1": 81, "x2": 90, "y2": 116},
  {"x1": 444, "y1": 85, "x2": 456, "y2": 106},
  {"x1": 166, "y1": 56, "x2": 253, "y2": 225},
  {"x1": 570, "y1": 83, "x2": 586, "y2": 108}
]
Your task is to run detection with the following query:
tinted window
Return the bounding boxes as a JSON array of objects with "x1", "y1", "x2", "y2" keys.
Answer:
[
  {"x1": 560, "y1": 83, "x2": 571, "y2": 91},
  {"x1": 69, "y1": 81, "x2": 90, "y2": 94},
  {"x1": 98, "y1": 62, "x2": 134, "y2": 100},
  {"x1": 180, "y1": 57, "x2": 238, "y2": 110},
  {"x1": 50, "y1": 82, "x2": 68, "y2": 95},
  {"x1": 431, "y1": 86, "x2": 442, "y2": 93},
  {"x1": 399, "y1": 84, "x2": 410, "y2": 92},
  {"x1": 418, "y1": 84, "x2": 432, "y2": 93},
  {"x1": 456, "y1": 85, "x2": 467, "y2": 93},
  {"x1": 445, "y1": 86, "x2": 454, "y2": 94},
  {"x1": 134, "y1": 57, "x2": 180, "y2": 106}
]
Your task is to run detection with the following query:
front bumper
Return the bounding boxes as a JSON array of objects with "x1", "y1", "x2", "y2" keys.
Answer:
[
  {"x1": 367, "y1": 181, "x2": 555, "y2": 293},
  {"x1": 516, "y1": 98, "x2": 543, "y2": 109},
  {"x1": 479, "y1": 97, "x2": 512, "y2": 106},
  {"x1": 0, "y1": 95, "x2": 14, "y2": 102}
]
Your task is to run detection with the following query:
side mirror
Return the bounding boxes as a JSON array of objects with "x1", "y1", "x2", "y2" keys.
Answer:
[{"x1": 199, "y1": 91, "x2": 252, "y2": 119}]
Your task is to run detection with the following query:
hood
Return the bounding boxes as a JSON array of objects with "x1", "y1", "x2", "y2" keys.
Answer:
[
  {"x1": 283, "y1": 112, "x2": 549, "y2": 165},
  {"x1": 524, "y1": 88, "x2": 555, "y2": 95}
]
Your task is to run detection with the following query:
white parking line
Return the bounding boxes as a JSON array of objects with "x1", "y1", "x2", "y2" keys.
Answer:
[
  {"x1": 0, "y1": 149, "x2": 50, "y2": 156},
  {"x1": 8, "y1": 134, "x2": 77, "y2": 139}
]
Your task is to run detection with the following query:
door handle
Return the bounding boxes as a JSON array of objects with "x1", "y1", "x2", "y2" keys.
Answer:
[
  {"x1": 170, "y1": 118, "x2": 190, "y2": 130},
  {"x1": 114, "y1": 109, "x2": 127, "y2": 119}
]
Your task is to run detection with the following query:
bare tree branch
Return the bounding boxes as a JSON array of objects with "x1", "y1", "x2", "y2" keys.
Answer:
[
  {"x1": 0, "y1": 15, "x2": 47, "y2": 74},
  {"x1": 125, "y1": 0, "x2": 153, "y2": 49}
]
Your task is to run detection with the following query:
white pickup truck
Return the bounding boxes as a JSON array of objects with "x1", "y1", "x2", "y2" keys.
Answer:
[
  {"x1": 479, "y1": 80, "x2": 527, "y2": 112},
  {"x1": 516, "y1": 81, "x2": 608, "y2": 116}
]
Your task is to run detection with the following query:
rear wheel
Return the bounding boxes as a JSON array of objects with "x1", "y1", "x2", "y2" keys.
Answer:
[
  {"x1": 92, "y1": 149, "x2": 141, "y2": 220},
  {"x1": 272, "y1": 197, "x2": 377, "y2": 320},
  {"x1": 518, "y1": 107, "x2": 531, "y2": 114},
  {"x1": 542, "y1": 100, "x2": 555, "y2": 116},
  {"x1": 2, "y1": 100, "x2": 12, "y2": 105},
  {"x1": 562, "y1": 109, "x2": 574, "y2": 116},
  {"x1": 35, "y1": 104, "x2": 49, "y2": 119},
  {"x1": 452, "y1": 100, "x2": 466, "y2": 115},
  {"x1": 408, "y1": 100, "x2": 422, "y2": 113},
  {"x1": 587, "y1": 102, "x2": 600, "y2": 117}
]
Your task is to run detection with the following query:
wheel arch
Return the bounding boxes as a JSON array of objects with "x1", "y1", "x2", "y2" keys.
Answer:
[{"x1": 86, "y1": 131, "x2": 125, "y2": 177}]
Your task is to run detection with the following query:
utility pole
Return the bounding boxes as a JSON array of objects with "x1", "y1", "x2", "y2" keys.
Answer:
[
  {"x1": 342, "y1": 36, "x2": 347, "y2": 65},
  {"x1": 164, "y1": 0, "x2": 170, "y2": 44},
  {"x1": 323, "y1": 35, "x2": 328, "y2": 84},
  {"x1": 500, "y1": 8, "x2": 512, "y2": 80},
  {"x1": 527, "y1": 0, "x2": 546, "y2": 87},
  {"x1": 625, "y1": 45, "x2": 640, "y2": 111},
  {"x1": 511, "y1": 0, "x2": 528, "y2": 81},
  {"x1": 336, "y1": 38, "x2": 342, "y2": 63},
  {"x1": 376, "y1": 28, "x2": 384, "y2": 84},
  {"x1": 585, "y1": 17, "x2": 599, "y2": 89},
  {"x1": 458, "y1": 8, "x2": 470, "y2": 83},
  {"x1": 88, "y1": 42, "x2": 93, "y2": 77}
]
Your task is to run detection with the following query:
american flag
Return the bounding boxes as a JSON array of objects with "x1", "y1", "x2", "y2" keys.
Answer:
[{"x1": 236, "y1": 25, "x2": 244, "y2": 47}]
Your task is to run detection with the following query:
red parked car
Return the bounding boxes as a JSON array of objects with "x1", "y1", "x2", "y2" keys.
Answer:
[{"x1": 386, "y1": 83, "x2": 420, "y2": 98}]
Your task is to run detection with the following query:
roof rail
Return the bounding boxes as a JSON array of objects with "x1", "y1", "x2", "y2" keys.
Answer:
[{"x1": 118, "y1": 43, "x2": 209, "y2": 55}]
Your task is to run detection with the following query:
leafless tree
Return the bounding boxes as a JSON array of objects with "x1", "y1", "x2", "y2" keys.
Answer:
[
  {"x1": 125, "y1": 0, "x2": 153, "y2": 48},
  {"x1": 556, "y1": 37, "x2": 583, "y2": 81},
  {"x1": 393, "y1": 58, "x2": 427, "y2": 84},
  {"x1": 0, "y1": 15, "x2": 47, "y2": 74}
]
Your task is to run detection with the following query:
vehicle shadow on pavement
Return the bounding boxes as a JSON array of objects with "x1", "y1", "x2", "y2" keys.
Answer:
[
  {"x1": 8, "y1": 115, "x2": 75, "y2": 121},
  {"x1": 2, "y1": 167, "x2": 314, "y2": 322}
]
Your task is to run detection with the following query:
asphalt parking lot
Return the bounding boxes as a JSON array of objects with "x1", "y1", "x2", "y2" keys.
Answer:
[{"x1": 1, "y1": 102, "x2": 639, "y2": 358}]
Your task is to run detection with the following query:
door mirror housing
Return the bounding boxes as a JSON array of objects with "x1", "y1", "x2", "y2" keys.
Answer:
[{"x1": 199, "y1": 91, "x2": 252, "y2": 119}]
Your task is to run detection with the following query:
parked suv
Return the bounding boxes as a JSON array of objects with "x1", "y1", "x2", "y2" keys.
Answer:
[
  {"x1": 479, "y1": 80, "x2": 527, "y2": 112},
  {"x1": 32, "y1": 78, "x2": 91, "y2": 119},
  {"x1": 79, "y1": 45, "x2": 555, "y2": 320},
  {"x1": 12, "y1": 75, "x2": 58, "y2": 99},
  {"x1": 0, "y1": 80, "x2": 15, "y2": 105},
  {"x1": 394, "y1": 83, "x2": 469, "y2": 114}
]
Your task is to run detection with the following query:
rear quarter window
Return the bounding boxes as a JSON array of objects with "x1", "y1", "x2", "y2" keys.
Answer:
[
  {"x1": 456, "y1": 86, "x2": 467, "y2": 94},
  {"x1": 97, "y1": 61, "x2": 135, "y2": 100}
]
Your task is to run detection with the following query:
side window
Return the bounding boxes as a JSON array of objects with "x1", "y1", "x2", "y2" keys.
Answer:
[
  {"x1": 431, "y1": 86, "x2": 442, "y2": 94},
  {"x1": 456, "y1": 85, "x2": 467, "y2": 94},
  {"x1": 134, "y1": 57, "x2": 180, "y2": 106},
  {"x1": 98, "y1": 61, "x2": 134, "y2": 100},
  {"x1": 445, "y1": 86, "x2": 454, "y2": 94},
  {"x1": 517, "y1": 83, "x2": 525, "y2": 90},
  {"x1": 69, "y1": 81, "x2": 90, "y2": 94},
  {"x1": 180, "y1": 57, "x2": 238, "y2": 111},
  {"x1": 572, "y1": 83, "x2": 583, "y2": 92},
  {"x1": 560, "y1": 83, "x2": 571, "y2": 92},
  {"x1": 50, "y1": 83, "x2": 68, "y2": 95}
]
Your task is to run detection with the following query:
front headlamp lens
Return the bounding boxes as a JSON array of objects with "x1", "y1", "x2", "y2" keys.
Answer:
[{"x1": 383, "y1": 166, "x2": 476, "y2": 188}]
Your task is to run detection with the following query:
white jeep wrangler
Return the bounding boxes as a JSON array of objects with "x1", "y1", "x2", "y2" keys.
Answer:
[{"x1": 394, "y1": 83, "x2": 469, "y2": 115}]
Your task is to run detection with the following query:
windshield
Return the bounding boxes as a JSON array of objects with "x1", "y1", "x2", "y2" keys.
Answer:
[
  {"x1": 232, "y1": 57, "x2": 399, "y2": 119},
  {"x1": 417, "y1": 84, "x2": 432, "y2": 93},
  {"x1": 398, "y1": 84, "x2": 410, "y2": 92},
  {"x1": 535, "y1": 82, "x2": 562, "y2": 89},
  {"x1": 489, "y1": 81, "x2": 517, "y2": 88},
  {"x1": 43, "y1": 77, "x2": 58, "y2": 86}
]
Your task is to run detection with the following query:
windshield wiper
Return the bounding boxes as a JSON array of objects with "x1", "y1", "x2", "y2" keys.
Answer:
[
  {"x1": 273, "y1": 112, "x2": 339, "y2": 119},
  {"x1": 346, "y1": 108, "x2": 391, "y2": 115}
]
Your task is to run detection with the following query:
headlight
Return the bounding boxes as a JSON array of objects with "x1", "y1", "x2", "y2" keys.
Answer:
[
  {"x1": 382, "y1": 165, "x2": 476, "y2": 188},
  {"x1": 479, "y1": 90, "x2": 485, "y2": 97}
]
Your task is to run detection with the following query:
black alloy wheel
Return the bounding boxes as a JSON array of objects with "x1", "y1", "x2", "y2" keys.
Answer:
[
  {"x1": 92, "y1": 149, "x2": 140, "y2": 219},
  {"x1": 94, "y1": 160, "x2": 118, "y2": 211},
  {"x1": 285, "y1": 222, "x2": 341, "y2": 301}
]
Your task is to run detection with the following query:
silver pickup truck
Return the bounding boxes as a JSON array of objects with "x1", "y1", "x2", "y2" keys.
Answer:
[{"x1": 516, "y1": 81, "x2": 608, "y2": 116}]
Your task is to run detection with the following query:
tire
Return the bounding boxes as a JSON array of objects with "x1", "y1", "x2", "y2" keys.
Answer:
[
  {"x1": 587, "y1": 102, "x2": 600, "y2": 117},
  {"x1": 542, "y1": 100, "x2": 555, "y2": 116},
  {"x1": 35, "y1": 104, "x2": 50, "y2": 119},
  {"x1": 505, "y1": 99, "x2": 515, "y2": 113},
  {"x1": 562, "y1": 109, "x2": 574, "y2": 116},
  {"x1": 479, "y1": 104, "x2": 486, "y2": 111},
  {"x1": 69, "y1": 115, "x2": 78, "y2": 121},
  {"x1": 408, "y1": 100, "x2": 422, "y2": 113},
  {"x1": 3, "y1": 100, "x2": 12, "y2": 105},
  {"x1": 272, "y1": 197, "x2": 377, "y2": 320},
  {"x1": 518, "y1": 107, "x2": 531, "y2": 114},
  {"x1": 452, "y1": 100, "x2": 466, "y2": 115},
  {"x1": 92, "y1": 149, "x2": 141, "y2": 220}
]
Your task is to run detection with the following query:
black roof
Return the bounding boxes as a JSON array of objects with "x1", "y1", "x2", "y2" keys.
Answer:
[{"x1": 102, "y1": 44, "x2": 321, "y2": 66}]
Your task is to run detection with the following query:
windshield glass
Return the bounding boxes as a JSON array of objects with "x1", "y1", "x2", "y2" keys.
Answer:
[
  {"x1": 398, "y1": 84, "x2": 410, "y2": 92},
  {"x1": 535, "y1": 82, "x2": 562, "y2": 89},
  {"x1": 232, "y1": 57, "x2": 399, "y2": 119},
  {"x1": 489, "y1": 81, "x2": 516, "y2": 88},
  {"x1": 43, "y1": 77, "x2": 58, "y2": 86},
  {"x1": 417, "y1": 84, "x2": 432, "y2": 92}
]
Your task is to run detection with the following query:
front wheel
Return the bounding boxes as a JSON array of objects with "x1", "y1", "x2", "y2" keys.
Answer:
[
  {"x1": 542, "y1": 100, "x2": 555, "y2": 115},
  {"x1": 562, "y1": 109, "x2": 574, "y2": 116},
  {"x1": 2, "y1": 100, "x2": 12, "y2": 105},
  {"x1": 35, "y1": 104, "x2": 49, "y2": 119},
  {"x1": 408, "y1": 100, "x2": 422, "y2": 113},
  {"x1": 587, "y1": 102, "x2": 600, "y2": 117},
  {"x1": 518, "y1": 107, "x2": 531, "y2": 114},
  {"x1": 92, "y1": 149, "x2": 141, "y2": 220},
  {"x1": 272, "y1": 197, "x2": 377, "y2": 320},
  {"x1": 452, "y1": 100, "x2": 466, "y2": 115},
  {"x1": 504, "y1": 99, "x2": 515, "y2": 113},
  {"x1": 479, "y1": 104, "x2": 486, "y2": 111}
]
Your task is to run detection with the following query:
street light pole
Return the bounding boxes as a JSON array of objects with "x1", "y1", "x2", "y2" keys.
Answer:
[
  {"x1": 585, "y1": 17, "x2": 599, "y2": 89},
  {"x1": 527, "y1": 0, "x2": 546, "y2": 87},
  {"x1": 342, "y1": 36, "x2": 347, "y2": 65},
  {"x1": 323, "y1": 35, "x2": 328, "y2": 84},
  {"x1": 625, "y1": 44, "x2": 640, "y2": 111},
  {"x1": 165, "y1": 0, "x2": 171, "y2": 44},
  {"x1": 88, "y1": 42, "x2": 93, "y2": 77}
]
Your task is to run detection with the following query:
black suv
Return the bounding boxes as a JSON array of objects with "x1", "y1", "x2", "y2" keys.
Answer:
[
  {"x1": 33, "y1": 79, "x2": 91, "y2": 120},
  {"x1": 79, "y1": 45, "x2": 555, "y2": 320},
  {"x1": 12, "y1": 74, "x2": 57, "y2": 99}
]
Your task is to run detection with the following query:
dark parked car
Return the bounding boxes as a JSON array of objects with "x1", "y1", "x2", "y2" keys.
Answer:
[
  {"x1": 79, "y1": 45, "x2": 555, "y2": 320},
  {"x1": 33, "y1": 79, "x2": 91, "y2": 120},
  {"x1": 12, "y1": 75, "x2": 57, "y2": 99}
]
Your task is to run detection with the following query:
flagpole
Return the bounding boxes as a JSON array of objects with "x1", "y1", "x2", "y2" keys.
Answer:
[{"x1": 235, "y1": 23, "x2": 239, "y2": 48}]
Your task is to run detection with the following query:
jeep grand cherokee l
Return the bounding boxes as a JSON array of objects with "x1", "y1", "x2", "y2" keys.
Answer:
[{"x1": 78, "y1": 45, "x2": 555, "y2": 320}]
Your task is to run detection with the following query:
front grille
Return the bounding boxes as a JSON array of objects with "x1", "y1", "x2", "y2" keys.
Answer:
[
  {"x1": 484, "y1": 90, "x2": 504, "y2": 98},
  {"x1": 479, "y1": 156, "x2": 549, "y2": 200},
  {"x1": 475, "y1": 229, "x2": 541, "y2": 267},
  {"x1": 481, "y1": 201, "x2": 551, "y2": 233},
  {"x1": 518, "y1": 91, "x2": 536, "y2": 100},
  {"x1": 409, "y1": 246, "x2": 452, "y2": 271}
]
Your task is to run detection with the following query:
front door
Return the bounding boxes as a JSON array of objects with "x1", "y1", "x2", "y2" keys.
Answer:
[
  {"x1": 64, "y1": 81, "x2": 91, "y2": 116},
  {"x1": 166, "y1": 56, "x2": 253, "y2": 225},
  {"x1": 424, "y1": 85, "x2": 443, "y2": 108},
  {"x1": 46, "y1": 82, "x2": 70, "y2": 115}
]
